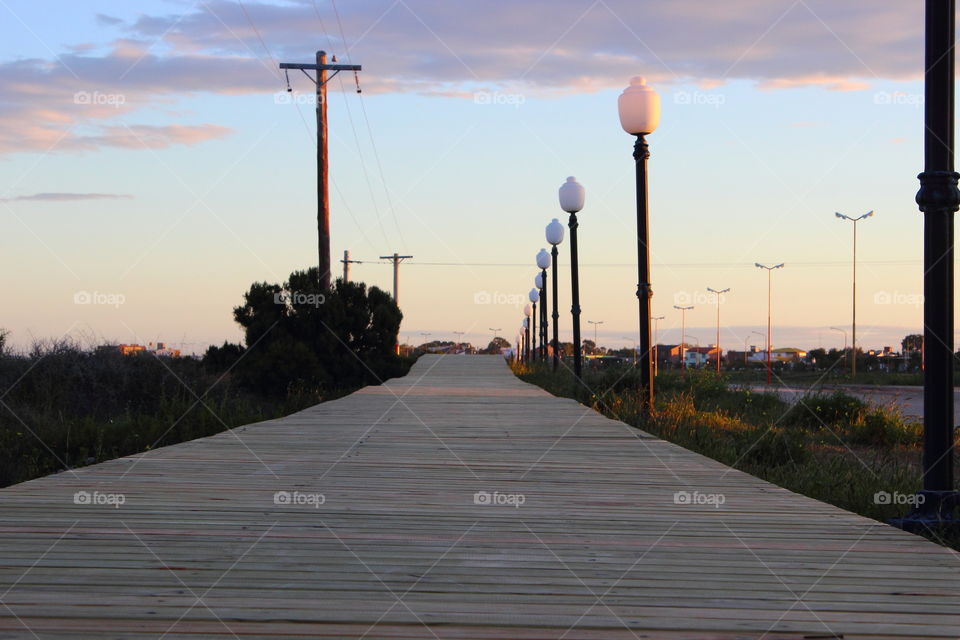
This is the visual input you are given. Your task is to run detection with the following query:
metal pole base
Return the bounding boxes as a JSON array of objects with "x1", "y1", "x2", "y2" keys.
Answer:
[{"x1": 889, "y1": 490, "x2": 960, "y2": 534}]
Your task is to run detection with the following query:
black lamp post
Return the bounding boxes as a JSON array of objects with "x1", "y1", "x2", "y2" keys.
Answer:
[
  {"x1": 618, "y1": 76, "x2": 659, "y2": 416},
  {"x1": 523, "y1": 309, "x2": 531, "y2": 364},
  {"x1": 537, "y1": 248, "x2": 550, "y2": 360},
  {"x1": 528, "y1": 289, "x2": 539, "y2": 363},
  {"x1": 893, "y1": 0, "x2": 960, "y2": 532},
  {"x1": 558, "y1": 177, "x2": 585, "y2": 381},
  {"x1": 546, "y1": 219, "x2": 565, "y2": 372}
]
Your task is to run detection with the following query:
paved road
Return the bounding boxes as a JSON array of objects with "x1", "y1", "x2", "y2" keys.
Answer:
[
  {"x1": 744, "y1": 383, "x2": 960, "y2": 422},
  {"x1": 0, "y1": 355, "x2": 956, "y2": 638}
]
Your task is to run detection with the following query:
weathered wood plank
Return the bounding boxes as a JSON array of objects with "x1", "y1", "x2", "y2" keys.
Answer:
[{"x1": 0, "y1": 354, "x2": 956, "y2": 638}]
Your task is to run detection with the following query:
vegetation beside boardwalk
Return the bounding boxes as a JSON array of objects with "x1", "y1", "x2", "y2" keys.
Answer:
[
  {"x1": 514, "y1": 361, "x2": 960, "y2": 550},
  {"x1": 0, "y1": 271, "x2": 414, "y2": 488}
]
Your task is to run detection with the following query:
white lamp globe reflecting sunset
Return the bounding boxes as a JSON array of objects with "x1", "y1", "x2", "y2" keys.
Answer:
[
  {"x1": 536, "y1": 248, "x2": 550, "y2": 270},
  {"x1": 558, "y1": 176, "x2": 585, "y2": 214},
  {"x1": 545, "y1": 218, "x2": 565, "y2": 246},
  {"x1": 618, "y1": 76, "x2": 660, "y2": 135},
  {"x1": 529, "y1": 288, "x2": 539, "y2": 303},
  {"x1": 522, "y1": 317, "x2": 529, "y2": 329},
  {"x1": 534, "y1": 272, "x2": 543, "y2": 289},
  {"x1": 523, "y1": 304, "x2": 532, "y2": 318}
]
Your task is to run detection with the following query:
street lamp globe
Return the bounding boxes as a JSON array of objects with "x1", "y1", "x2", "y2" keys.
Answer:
[
  {"x1": 546, "y1": 218, "x2": 565, "y2": 245},
  {"x1": 529, "y1": 288, "x2": 539, "y2": 303},
  {"x1": 523, "y1": 303, "x2": 532, "y2": 318},
  {"x1": 618, "y1": 76, "x2": 660, "y2": 135},
  {"x1": 558, "y1": 176, "x2": 585, "y2": 213},
  {"x1": 522, "y1": 317, "x2": 529, "y2": 329},
  {"x1": 535, "y1": 272, "x2": 543, "y2": 289},
  {"x1": 536, "y1": 248, "x2": 551, "y2": 269}
]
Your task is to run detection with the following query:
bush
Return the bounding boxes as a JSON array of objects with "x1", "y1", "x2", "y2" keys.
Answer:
[{"x1": 232, "y1": 270, "x2": 408, "y2": 396}]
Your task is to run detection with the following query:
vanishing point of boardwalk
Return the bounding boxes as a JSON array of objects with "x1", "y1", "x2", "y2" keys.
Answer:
[{"x1": 0, "y1": 355, "x2": 957, "y2": 638}]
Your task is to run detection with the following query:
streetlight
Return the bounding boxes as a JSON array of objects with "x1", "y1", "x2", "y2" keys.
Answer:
[
  {"x1": 755, "y1": 262, "x2": 784, "y2": 385},
  {"x1": 830, "y1": 326, "x2": 848, "y2": 373},
  {"x1": 536, "y1": 248, "x2": 551, "y2": 360},
  {"x1": 619, "y1": 75, "x2": 660, "y2": 416},
  {"x1": 453, "y1": 330, "x2": 465, "y2": 352},
  {"x1": 706, "y1": 287, "x2": 730, "y2": 376},
  {"x1": 545, "y1": 219, "x2": 565, "y2": 372},
  {"x1": 528, "y1": 288, "x2": 540, "y2": 363},
  {"x1": 587, "y1": 320, "x2": 604, "y2": 348},
  {"x1": 673, "y1": 305, "x2": 693, "y2": 377},
  {"x1": 835, "y1": 211, "x2": 873, "y2": 378},
  {"x1": 893, "y1": 0, "x2": 960, "y2": 532},
  {"x1": 652, "y1": 315, "x2": 665, "y2": 376},
  {"x1": 558, "y1": 176, "x2": 585, "y2": 381},
  {"x1": 523, "y1": 305, "x2": 532, "y2": 364}
]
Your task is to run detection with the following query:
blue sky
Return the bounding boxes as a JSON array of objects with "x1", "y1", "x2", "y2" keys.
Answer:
[{"x1": 0, "y1": 0, "x2": 942, "y2": 353}]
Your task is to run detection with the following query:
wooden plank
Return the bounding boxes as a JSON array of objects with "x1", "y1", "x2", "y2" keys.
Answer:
[{"x1": 0, "y1": 354, "x2": 956, "y2": 638}]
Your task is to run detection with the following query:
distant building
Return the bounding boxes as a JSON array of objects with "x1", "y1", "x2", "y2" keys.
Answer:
[{"x1": 97, "y1": 342, "x2": 180, "y2": 357}]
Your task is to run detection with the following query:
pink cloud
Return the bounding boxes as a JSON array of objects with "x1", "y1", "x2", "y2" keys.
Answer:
[{"x1": 0, "y1": 0, "x2": 929, "y2": 154}]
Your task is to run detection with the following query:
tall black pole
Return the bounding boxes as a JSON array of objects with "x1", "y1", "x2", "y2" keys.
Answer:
[
  {"x1": 894, "y1": 0, "x2": 960, "y2": 531},
  {"x1": 634, "y1": 134, "x2": 654, "y2": 416},
  {"x1": 569, "y1": 214, "x2": 583, "y2": 381},
  {"x1": 525, "y1": 321, "x2": 531, "y2": 365},
  {"x1": 540, "y1": 269, "x2": 548, "y2": 360},
  {"x1": 551, "y1": 247, "x2": 560, "y2": 372},
  {"x1": 531, "y1": 302, "x2": 537, "y2": 363}
]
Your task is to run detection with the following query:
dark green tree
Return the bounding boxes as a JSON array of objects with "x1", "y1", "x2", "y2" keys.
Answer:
[
  {"x1": 231, "y1": 270, "x2": 404, "y2": 396},
  {"x1": 902, "y1": 334, "x2": 923, "y2": 353}
]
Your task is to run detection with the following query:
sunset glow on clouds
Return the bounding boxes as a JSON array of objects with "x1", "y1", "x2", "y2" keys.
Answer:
[{"x1": 0, "y1": 0, "x2": 943, "y2": 352}]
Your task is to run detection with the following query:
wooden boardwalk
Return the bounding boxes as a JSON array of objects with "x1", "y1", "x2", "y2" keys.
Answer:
[{"x1": 0, "y1": 354, "x2": 957, "y2": 639}]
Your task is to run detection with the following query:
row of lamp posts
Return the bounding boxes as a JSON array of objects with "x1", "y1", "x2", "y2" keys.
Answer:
[
  {"x1": 515, "y1": 2, "x2": 960, "y2": 530},
  {"x1": 515, "y1": 75, "x2": 660, "y2": 417}
]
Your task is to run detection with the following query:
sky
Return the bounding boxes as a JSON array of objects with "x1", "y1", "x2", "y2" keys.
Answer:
[{"x1": 0, "y1": 0, "x2": 946, "y2": 355}]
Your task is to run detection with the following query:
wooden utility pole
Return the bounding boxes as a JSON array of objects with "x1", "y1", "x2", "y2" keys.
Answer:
[
  {"x1": 380, "y1": 253, "x2": 413, "y2": 305},
  {"x1": 280, "y1": 51, "x2": 361, "y2": 290},
  {"x1": 340, "y1": 250, "x2": 362, "y2": 282}
]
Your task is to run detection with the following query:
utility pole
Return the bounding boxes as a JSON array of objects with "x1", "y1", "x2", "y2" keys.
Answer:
[
  {"x1": 380, "y1": 253, "x2": 413, "y2": 304},
  {"x1": 340, "y1": 250, "x2": 362, "y2": 283},
  {"x1": 280, "y1": 51, "x2": 361, "y2": 290}
]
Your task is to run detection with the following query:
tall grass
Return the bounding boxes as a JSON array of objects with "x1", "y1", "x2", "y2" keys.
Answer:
[
  {"x1": 0, "y1": 339, "x2": 370, "y2": 487},
  {"x1": 515, "y1": 362, "x2": 957, "y2": 546}
]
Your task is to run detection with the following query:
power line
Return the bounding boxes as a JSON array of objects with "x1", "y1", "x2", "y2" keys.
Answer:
[
  {"x1": 328, "y1": 0, "x2": 406, "y2": 250},
  {"x1": 346, "y1": 259, "x2": 921, "y2": 268}
]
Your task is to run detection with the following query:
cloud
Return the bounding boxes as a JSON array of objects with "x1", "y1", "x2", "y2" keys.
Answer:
[
  {"x1": 0, "y1": 0, "x2": 927, "y2": 154},
  {"x1": 0, "y1": 192, "x2": 133, "y2": 202}
]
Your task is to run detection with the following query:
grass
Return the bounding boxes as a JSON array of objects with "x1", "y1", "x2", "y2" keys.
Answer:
[
  {"x1": 514, "y1": 361, "x2": 959, "y2": 550},
  {"x1": 0, "y1": 339, "x2": 412, "y2": 488}
]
